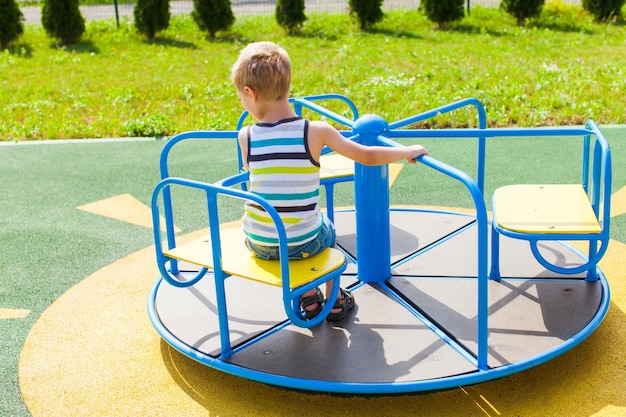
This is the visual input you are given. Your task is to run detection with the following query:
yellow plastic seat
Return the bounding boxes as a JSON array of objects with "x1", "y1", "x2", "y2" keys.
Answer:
[
  {"x1": 489, "y1": 123, "x2": 611, "y2": 281},
  {"x1": 152, "y1": 175, "x2": 347, "y2": 349},
  {"x1": 493, "y1": 184, "x2": 601, "y2": 234},
  {"x1": 164, "y1": 228, "x2": 346, "y2": 289},
  {"x1": 320, "y1": 153, "x2": 355, "y2": 180}
]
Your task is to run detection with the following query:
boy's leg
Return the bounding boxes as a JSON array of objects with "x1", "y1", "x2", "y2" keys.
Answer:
[
  {"x1": 325, "y1": 281, "x2": 355, "y2": 321},
  {"x1": 325, "y1": 280, "x2": 344, "y2": 314},
  {"x1": 297, "y1": 214, "x2": 356, "y2": 319},
  {"x1": 300, "y1": 287, "x2": 324, "y2": 319}
]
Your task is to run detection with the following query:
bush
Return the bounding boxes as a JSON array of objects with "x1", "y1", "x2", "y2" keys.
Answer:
[
  {"x1": 0, "y1": 0, "x2": 24, "y2": 49},
  {"x1": 582, "y1": 0, "x2": 625, "y2": 21},
  {"x1": 122, "y1": 113, "x2": 172, "y2": 138},
  {"x1": 191, "y1": 0, "x2": 235, "y2": 40},
  {"x1": 535, "y1": 1, "x2": 592, "y2": 31},
  {"x1": 41, "y1": 0, "x2": 85, "y2": 44},
  {"x1": 501, "y1": 0, "x2": 545, "y2": 25},
  {"x1": 349, "y1": 0, "x2": 384, "y2": 30},
  {"x1": 420, "y1": 0, "x2": 464, "y2": 29},
  {"x1": 276, "y1": 0, "x2": 307, "y2": 35},
  {"x1": 134, "y1": 0, "x2": 170, "y2": 40}
]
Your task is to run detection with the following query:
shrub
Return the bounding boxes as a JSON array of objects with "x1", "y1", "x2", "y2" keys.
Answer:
[
  {"x1": 501, "y1": 0, "x2": 545, "y2": 25},
  {"x1": 41, "y1": 0, "x2": 85, "y2": 44},
  {"x1": 191, "y1": 0, "x2": 235, "y2": 40},
  {"x1": 349, "y1": 0, "x2": 384, "y2": 30},
  {"x1": 134, "y1": 0, "x2": 170, "y2": 40},
  {"x1": 582, "y1": 0, "x2": 625, "y2": 21},
  {"x1": 276, "y1": 0, "x2": 307, "y2": 35},
  {"x1": 0, "y1": 0, "x2": 24, "y2": 49},
  {"x1": 123, "y1": 113, "x2": 172, "y2": 138},
  {"x1": 420, "y1": 0, "x2": 465, "y2": 29},
  {"x1": 535, "y1": 1, "x2": 592, "y2": 31}
]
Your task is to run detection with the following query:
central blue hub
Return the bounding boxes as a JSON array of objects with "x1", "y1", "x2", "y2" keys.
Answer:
[
  {"x1": 351, "y1": 114, "x2": 392, "y2": 283},
  {"x1": 353, "y1": 114, "x2": 389, "y2": 143}
]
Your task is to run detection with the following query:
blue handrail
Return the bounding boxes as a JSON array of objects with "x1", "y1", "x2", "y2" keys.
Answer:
[
  {"x1": 151, "y1": 176, "x2": 344, "y2": 344},
  {"x1": 157, "y1": 130, "x2": 238, "y2": 274},
  {"x1": 487, "y1": 120, "x2": 611, "y2": 281},
  {"x1": 389, "y1": 97, "x2": 487, "y2": 194},
  {"x1": 370, "y1": 129, "x2": 490, "y2": 370}
]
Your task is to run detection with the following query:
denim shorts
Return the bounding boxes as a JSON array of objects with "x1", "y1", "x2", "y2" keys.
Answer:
[{"x1": 245, "y1": 215, "x2": 336, "y2": 260}]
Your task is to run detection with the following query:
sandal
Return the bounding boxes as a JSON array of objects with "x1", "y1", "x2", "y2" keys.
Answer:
[
  {"x1": 326, "y1": 288, "x2": 355, "y2": 322},
  {"x1": 300, "y1": 287, "x2": 324, "y2": 320}
]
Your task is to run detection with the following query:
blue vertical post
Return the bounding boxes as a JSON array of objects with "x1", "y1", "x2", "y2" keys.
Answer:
[{"x1": 352, "y1": 114, "x2": 391, "y2": 283}]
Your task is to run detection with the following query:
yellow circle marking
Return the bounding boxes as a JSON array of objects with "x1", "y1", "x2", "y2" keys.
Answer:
[{"x1": 19, "y1": 209, "x2": 626, "y2": 417}]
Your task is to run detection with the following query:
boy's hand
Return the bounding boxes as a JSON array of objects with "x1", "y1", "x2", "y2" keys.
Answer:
[{"x1": 407, "y1": 145, "x2": 429, "y2": 164}]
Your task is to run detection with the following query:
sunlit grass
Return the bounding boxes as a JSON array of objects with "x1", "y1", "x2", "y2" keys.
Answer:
[{"x1": 1, "y1": 4, "x2": 625, "y2": 141}]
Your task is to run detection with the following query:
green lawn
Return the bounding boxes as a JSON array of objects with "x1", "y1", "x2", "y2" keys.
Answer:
[{"x1": 1, "y1": 4, "x2": 626, "y2": 141}]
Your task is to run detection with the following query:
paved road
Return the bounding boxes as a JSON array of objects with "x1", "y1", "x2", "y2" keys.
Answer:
[
  {"x1": 21, "y1": 0, "x2": 581, "y2": 24},
  {"x1": 21, "y1": 0, "x2": 417, "y2": 25},
  {"x1": 21, "y1": 0, "x2": 582, "y2": 25}
]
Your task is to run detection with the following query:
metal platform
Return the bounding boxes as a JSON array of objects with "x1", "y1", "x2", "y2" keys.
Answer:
[
  {"x1": 148, "y1": 208, "x2": 609, "y2": 394},
  {"x1": 148, "y1": 97, "x2": 611, "y2": 394}
]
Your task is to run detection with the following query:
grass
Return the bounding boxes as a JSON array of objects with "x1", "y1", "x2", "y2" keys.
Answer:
[{"x1": 1, "y1": 3, "x2": 626, "y2": 141}]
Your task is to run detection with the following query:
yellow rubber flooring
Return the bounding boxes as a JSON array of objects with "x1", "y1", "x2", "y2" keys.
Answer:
[{"x1": 18, "y1": 225, "x2": 626, "y2": 417}]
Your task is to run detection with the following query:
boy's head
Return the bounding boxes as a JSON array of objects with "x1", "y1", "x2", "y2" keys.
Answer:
[{"x1": 231, "y1": 42, "x2": 291, "y2": 101}]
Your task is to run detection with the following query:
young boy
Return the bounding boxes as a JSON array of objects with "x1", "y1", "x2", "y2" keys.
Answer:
[{"x1": 231, "y1": 41, "x2": 429, "y2": 323}]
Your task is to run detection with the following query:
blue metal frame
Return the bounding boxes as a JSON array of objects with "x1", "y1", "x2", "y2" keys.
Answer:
[
  {"x1": 151, "y1": 175, "x2": 346, "y2": 341},
  {"x1": 157, "y1": 130, "x2": 238, "y2": 275},
  {"x1": 489, "y1": 120, "x2": 612, "y2": 281},
  {"x1": 148, "y1": 95, "x2": 611, "y2": 394},
  {"x1": 147, "y1": 235, "x2": 610, "y2": 394},
  {"x1": 388, "y1": 97, "x2": 488, "y2": 194}
]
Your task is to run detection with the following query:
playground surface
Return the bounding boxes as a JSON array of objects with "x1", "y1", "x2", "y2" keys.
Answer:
[{"x1": 1, "y1": 123, "x2": 626, "y2": 416}]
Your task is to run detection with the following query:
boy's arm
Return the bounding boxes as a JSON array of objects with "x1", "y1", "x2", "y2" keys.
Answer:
[
  {"x1": 308, "y1": 121, "x2": 428, "y2": 166},
  {"x1": 238, "y1": 127, "x2": 249, "y2": 171}
]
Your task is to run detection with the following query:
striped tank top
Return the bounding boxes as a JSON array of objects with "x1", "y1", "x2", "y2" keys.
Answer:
[{"x1": 242, "y1": 117, "x2": 322, "y2": 247}]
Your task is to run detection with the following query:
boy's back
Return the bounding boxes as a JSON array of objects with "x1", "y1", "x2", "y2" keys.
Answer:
[{"x1": 243, "y1": 117, "x2": 323, "y2": 248}]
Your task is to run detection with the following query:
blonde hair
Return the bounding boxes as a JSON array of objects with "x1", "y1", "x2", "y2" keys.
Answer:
[{"x1": 231, "y1": 42, "x2": 291, "y2": 101}]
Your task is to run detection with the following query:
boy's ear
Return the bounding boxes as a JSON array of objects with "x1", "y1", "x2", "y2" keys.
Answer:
[{"x1": 243, "y1": 86, "x2": 257, "y2": 101}]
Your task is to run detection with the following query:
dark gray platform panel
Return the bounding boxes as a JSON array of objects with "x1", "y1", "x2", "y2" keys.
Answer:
[
  {"x1": 224, "y1": 284, "x2": 477, "y2": 383},
  {"x1": 392, "y1": 224, "x2": 588, "y2": 278},
  {"x1": 155, "y1": 210, "x2": 603, "y2": 382},
  {"x1": 334, "y1": 209, "x2": 474, "y2": 264},
  {"x1": 335, "y1": 209, "x2": 587, "y2": 279},
  {"x1": 387, "y1": 277, "x2": 602, "y2": 367},
  {"x1": 155, "y1": 274, "x2": 359, "y2": 357},
  {"x1": 155, "y1": 279, "x2": 477, "y2": 383}
]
